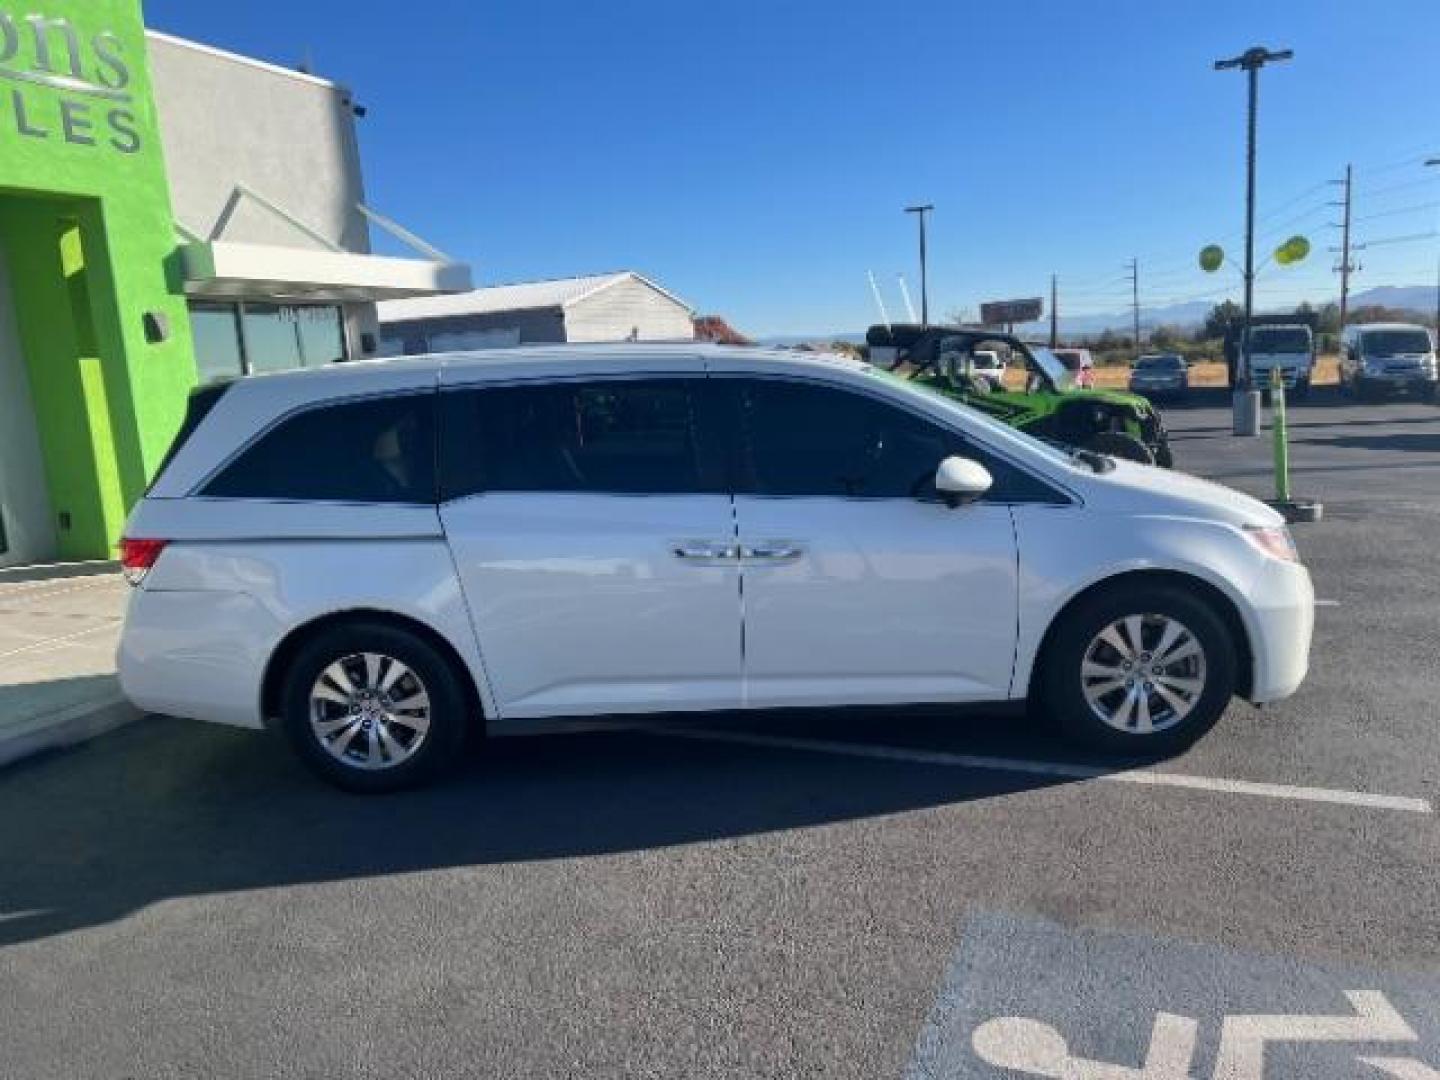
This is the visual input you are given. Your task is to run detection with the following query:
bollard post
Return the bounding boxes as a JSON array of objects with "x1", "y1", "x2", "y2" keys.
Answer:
[
  {"x1": 1270, "y1": 367, "x2": 1290, "y2": 502},
  {"x1": 1264, "y1": 367, "x2": 1322, "y2": 523}
]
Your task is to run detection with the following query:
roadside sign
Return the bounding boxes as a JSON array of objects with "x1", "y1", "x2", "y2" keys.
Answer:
[{"x1": 980, "y1": 298, "x2": 1043, "y2": 326}]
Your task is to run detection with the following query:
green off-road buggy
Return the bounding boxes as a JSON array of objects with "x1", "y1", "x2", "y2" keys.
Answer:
[{"x1": 865, "y1": 324, "x2": 1174, "y2": 467}]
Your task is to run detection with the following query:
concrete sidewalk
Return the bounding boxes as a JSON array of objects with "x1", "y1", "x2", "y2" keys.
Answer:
[{"x1": 0, "y1": 563, "x2": 138, "y2": 769}]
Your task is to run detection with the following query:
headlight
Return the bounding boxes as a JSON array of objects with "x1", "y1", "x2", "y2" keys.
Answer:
[
  {"x1": 1244, "y1": 524, "x2": 1299, "y2": 563},
  {"x1": 1364, "y1": 360, "x2": 1385, "y2": 374}
]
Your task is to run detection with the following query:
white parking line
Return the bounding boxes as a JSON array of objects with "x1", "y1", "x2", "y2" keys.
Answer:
[
  {"x1": 1315, "y1": 599, "x2": 1342, "y2": 608},
  {"x1": 650, "y1": 727, "x2": 1433, "y2": 815}
]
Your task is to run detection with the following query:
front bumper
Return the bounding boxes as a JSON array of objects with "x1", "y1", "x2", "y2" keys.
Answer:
[
  {"x1": 1360, "y1": 369, "x2": 1437, "y2": 388},
  {"x1": 1243, "y1": 561, "x2": 1314, "y2": 704},
  {"x1": 1251, "y1": 367, "x2": 1308, "y2": 389}
]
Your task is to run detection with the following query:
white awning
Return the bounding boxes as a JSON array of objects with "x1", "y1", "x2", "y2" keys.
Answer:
[{"x1": 180, "y1": 241, "x2": 473, "y2": 302}]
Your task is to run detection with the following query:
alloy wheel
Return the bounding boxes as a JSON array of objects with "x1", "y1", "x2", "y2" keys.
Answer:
[
  {"x1": 308, "y1": 652, "x2": 432, "y2": 770},
  {"x1": 1080, "y1": 614, "x2": 1207, "y2": 735}
]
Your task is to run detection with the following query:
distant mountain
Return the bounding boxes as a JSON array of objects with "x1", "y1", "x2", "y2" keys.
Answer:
[
  {"x1": 758, "y1": 331, "x2": 866, "y2": 346},
  {"x1": 759, "y1": 284, "x2": 1436, "y2": 345},
  {"x1": 1056, "y1": 283, "x2": 1437, "y2": 337},
  {"x1": 1348, "y1": 284, "x2": 1437, "y2": 312}
]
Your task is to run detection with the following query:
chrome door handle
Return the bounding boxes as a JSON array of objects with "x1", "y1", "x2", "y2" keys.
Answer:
[
  {"x1": 672, "y1": 542, "x2": 737, "y2": 560},
  {"x1": 741, "y1": 543, "x2": 803, "y2": 561}
]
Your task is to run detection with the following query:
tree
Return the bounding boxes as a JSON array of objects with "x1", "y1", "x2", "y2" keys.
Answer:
[
  {"x1": 1203, "y1": 300, "x2": 1243, "y2": 341},
  {"x1": 1150, "y1": 324, "x2": 1183, "y2": 349}
]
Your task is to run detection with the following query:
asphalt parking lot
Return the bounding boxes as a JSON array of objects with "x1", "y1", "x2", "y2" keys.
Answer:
[{"x1": 2, "y1": 386, "x2": 1439, "y2": 1079}]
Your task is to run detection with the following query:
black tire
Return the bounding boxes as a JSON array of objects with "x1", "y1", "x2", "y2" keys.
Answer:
[
  {"x1": 1038, "y1": 583, "x2": 1237, "y2": 755},
  {"x1": 1084, "y1": 430, "x2": 1155, "y2": 465},
  {"x1": 279, "y1": 621, "x2": 470, "y2": 792}
]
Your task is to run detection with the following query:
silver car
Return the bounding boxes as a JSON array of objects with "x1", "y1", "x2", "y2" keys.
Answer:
[{"x1": 1129, "y1": 354, "x2": 1189, "y2": 399}]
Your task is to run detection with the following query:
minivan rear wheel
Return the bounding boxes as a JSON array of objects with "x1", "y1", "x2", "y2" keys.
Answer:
[
  {"x1": 279, "y1": 621, "x2": 467, "y2": 792},
  {"x1": 1039, "y1": 584, "x2": 1236, "y2": 754}
]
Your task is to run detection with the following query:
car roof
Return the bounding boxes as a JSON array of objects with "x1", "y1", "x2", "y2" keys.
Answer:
[
  {"x1": 218, "y1": 343, "x2": 866, "y2": 389},
  {"x1": 1350, "y1": 322, "x2": 1430, "y2": 332}
]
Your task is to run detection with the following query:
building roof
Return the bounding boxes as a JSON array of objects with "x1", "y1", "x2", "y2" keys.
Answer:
[{"x1": 376, "y1": 271, "x2": 691, "y2": 323}]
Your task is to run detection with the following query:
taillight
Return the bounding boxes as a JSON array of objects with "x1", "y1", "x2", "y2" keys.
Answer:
[{"x1": 120, "y1": 538, "x2": 168, "y2": 586}]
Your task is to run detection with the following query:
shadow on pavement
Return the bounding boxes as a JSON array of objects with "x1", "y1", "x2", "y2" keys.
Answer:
[
  {"x1": 1303, "y1": 432, "x2": 1440, "y2": 454},
  {"x1": 0, "y1": 707, "x2": 1160, "y2": 949}
]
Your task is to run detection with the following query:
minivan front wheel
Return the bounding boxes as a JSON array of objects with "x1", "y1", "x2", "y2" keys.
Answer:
[
  {"x1": 280, "y1": 622, "x2": 467, "y2": 792},
  {"x1": 1039, "y1": 585, "x2": 1236, "y2": 754}
]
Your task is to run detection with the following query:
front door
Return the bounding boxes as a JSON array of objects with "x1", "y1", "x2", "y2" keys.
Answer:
[
  {"x1": 728, "y1": 377, "x2": 1023, "y2": 708},
  {"x1": 438, "y1": 373, "x2": 741, "y2": 719},
  {"x1": 0, "y1": 240, "x2": 56, "y2": 567}
]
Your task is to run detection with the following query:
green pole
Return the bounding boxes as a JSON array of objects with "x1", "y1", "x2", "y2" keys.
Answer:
[{"x1": 1271, "y1": 366, "x2": 1290, "y2": 501}]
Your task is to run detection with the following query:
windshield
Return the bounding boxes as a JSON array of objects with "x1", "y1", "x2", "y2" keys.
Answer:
[
  {"x1": 863, "y1": 364, "x2": 1077, "y2": 468},
  {"x1": 1026, "y1": 345, "x2": 1074, "y2": 389},
  {"x1": 1361, "y1": 329, "x2": 1433, "y2": 356},
  {"x1": 1249, "y1": 328, "x2": 1311, "y2": 353},
  {"x1": 1136, "y1": 356, "x2": 1183, "y2": 371}
]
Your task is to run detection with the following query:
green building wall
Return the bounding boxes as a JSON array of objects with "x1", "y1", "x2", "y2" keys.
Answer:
[{"x1": 0, "y1": 0, "x2": 197, "y2": 559}]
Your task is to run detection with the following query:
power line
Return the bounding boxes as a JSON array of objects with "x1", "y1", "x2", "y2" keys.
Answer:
[{"x1": 1351, "y1": 201, "x2": 1440, "y2": 225}]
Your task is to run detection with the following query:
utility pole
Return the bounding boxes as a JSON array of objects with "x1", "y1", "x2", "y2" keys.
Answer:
[
  {"x1": 1127, "y1": 258, "x2": 1140, "y2": 356},
  {"x1": 1426, "y1": 158, "x2": 1440, "y2": 340},
  {"x1": 1214, "y1": 45, "x2": 1293, "y2": 406},
  {"x1": 1333, "y1": 163, "x2": 1354, "y2": 331},
  {"x1": 904, "y1": 204, "x2": 934, "y2": 326},
  {"x1": 1050, "y1": 273, "x2": 1059, "y2": 347}
]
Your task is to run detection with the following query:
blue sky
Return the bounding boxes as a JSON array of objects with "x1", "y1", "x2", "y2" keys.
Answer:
[{"x1": 145, "y1": 0, "x2": 1440, "y2": 336}]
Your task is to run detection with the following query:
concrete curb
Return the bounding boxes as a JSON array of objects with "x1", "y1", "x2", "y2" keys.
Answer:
[
  {"x1": 0, "y1": 560, "x2": 120, "y2": 585},
  {"x1": 0, "y1": 695, "x2": 141, "y2": 770}
]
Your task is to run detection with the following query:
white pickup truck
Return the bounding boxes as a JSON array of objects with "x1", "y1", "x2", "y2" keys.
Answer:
[{"x1": 1246, "y1": 324, "x2": 1315, "y2": 398}]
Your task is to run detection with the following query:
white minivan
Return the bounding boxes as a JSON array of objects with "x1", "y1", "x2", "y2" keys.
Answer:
[{"x1": 118, "y1": 345, "x2": 1314, "y2": 791}]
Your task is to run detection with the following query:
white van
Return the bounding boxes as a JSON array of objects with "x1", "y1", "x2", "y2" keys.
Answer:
[
  {"x1": 117, "y1": 345, "x2": 1313, "y2": 791},
  {"x1": 1247, "y1": 324, "x2": 1315, "y2": 397},
  {"x1": 1339, "y1": 323, "x2": 1438, "y2": 401}
]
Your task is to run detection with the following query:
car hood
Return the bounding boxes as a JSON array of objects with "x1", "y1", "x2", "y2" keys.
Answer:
[
  {"x1": 1072, "y1": 458, "x2": 1283, "y2": 528},
  {"x1": 1063, "y1": 387, "x2": 1157, "y2": 413}
]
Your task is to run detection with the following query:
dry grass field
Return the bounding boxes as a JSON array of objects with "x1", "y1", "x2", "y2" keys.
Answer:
[{"x1": 998, "y1": 355, "x2": 1340, "y2": 392}]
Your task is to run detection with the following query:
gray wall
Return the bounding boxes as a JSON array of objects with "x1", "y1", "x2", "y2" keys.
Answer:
[
  {"x1": 565, "y1": 277, "x2": 694, "y2": 342},
  {"x1": 147, "y1": 34, "x2": 379, "y2": 358},
  {"x1": 147, "y1": 33, "x2": 370, "y2": 254},
  {"x1": 0, "y1": 245, "x2": 56, "y2": 566},
  {"x1": 381, "y1": 309, "x2": 568, "y2": 355}
]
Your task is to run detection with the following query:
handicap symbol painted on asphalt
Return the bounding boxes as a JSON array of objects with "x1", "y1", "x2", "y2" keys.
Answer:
[
  {"x1": 904, "y1": 914, "x2": 1440, "y2": 1079},
  {"x1": 969, "y1": 991, "x2": 1434, "y2": 1078}
]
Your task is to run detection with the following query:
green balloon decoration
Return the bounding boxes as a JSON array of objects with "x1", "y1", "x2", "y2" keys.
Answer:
[
  {"x1": 1198, "y1": 245, "x2": 1225, "y2": 273},
  {"x1": 1274, "y1": 235, "x2": 1311, "y2": 266}
]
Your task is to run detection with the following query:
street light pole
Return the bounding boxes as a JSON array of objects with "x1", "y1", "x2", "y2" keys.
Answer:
[
  {"x1": 1214, "y1": 46, "x2": 1292, "y2": 428},
  {"x1": 905, "y1": 204, "x2": 934, "y2": 326},
  {"x1": 1425, "y1": 158, "x2": 1439, "y2": 344}
]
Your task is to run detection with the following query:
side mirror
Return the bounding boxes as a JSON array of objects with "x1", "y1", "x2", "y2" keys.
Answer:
[{"x1": 934, "y1": 456, "x2": 993, "y2": 508}]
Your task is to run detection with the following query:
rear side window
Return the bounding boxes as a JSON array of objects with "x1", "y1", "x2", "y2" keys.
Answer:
[
  {"x1": 202, "y1": 394, "x2": 436, "y2": 503},
  {"x1": 441, "y1": 379, "x2": 721, "y2": 498},
  {"x1": 148, "y1": 380, "x2": 235, "y2": 492},
  {"x1": 737, "y1": 379, "x2": 1063, "y2": 503}
]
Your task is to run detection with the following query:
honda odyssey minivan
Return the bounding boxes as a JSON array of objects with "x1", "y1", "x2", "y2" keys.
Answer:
[{"x1": 118, "y1": 345, "x2": 1313, "y2": 791}]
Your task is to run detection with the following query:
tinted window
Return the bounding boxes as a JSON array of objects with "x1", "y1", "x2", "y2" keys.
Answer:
[
  {"x1": 441, "y1": 379, "x2": 718, "y2": 498},
  {"x1": 202, "y1": 394, "x2": 435, "y2": 503},
  {"x1": 1249, "y1": 328, "x2": 1310, "y2": 353},
  {"x1": 738, "y1": 380, "x2": 1061, "y2": 502},
  {"x1": 1362, "y1": 330, "x2": 1432, "y2": 355}
]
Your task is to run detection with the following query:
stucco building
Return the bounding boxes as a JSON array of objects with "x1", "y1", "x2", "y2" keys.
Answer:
[
  {"x1": 0, "y1": 1, "x2": 469, "y2": 566},
  {"x1": 377, "y1": 272, "x2": 694, "y2": 354}
]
